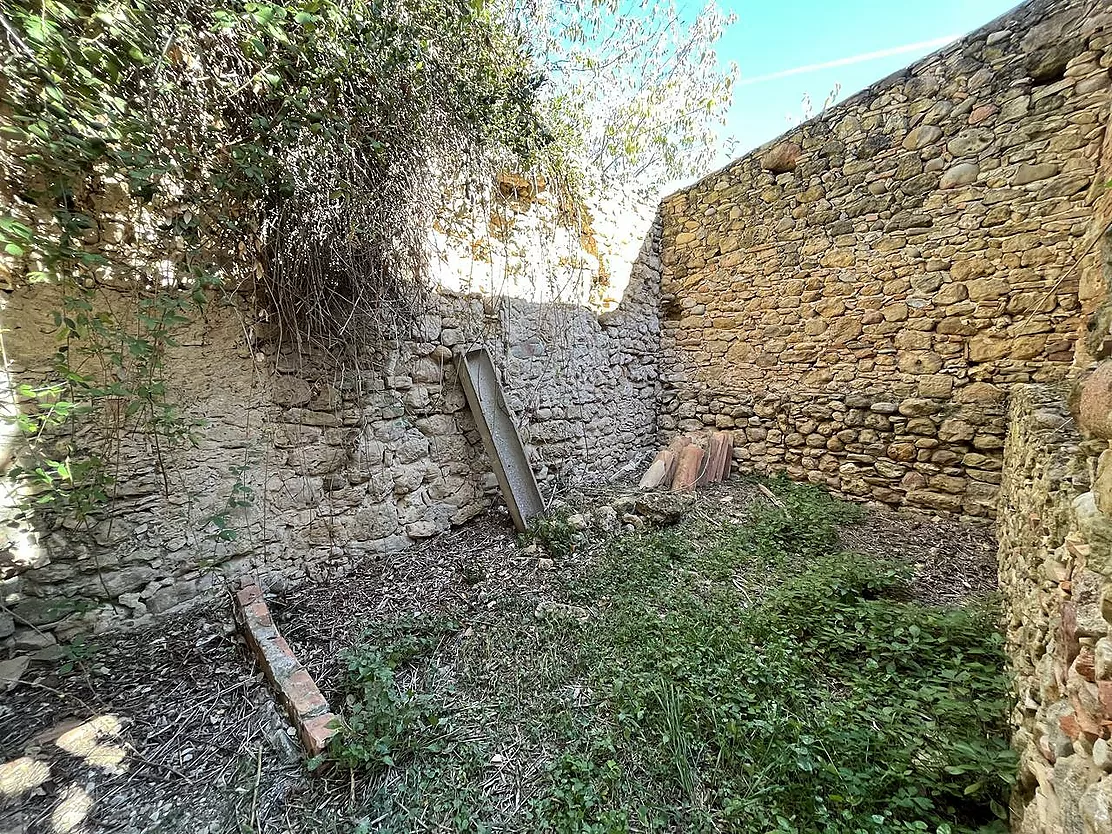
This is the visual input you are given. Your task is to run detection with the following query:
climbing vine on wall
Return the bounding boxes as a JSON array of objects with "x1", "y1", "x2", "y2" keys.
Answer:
[{"x1": 0, "y1": 0, "x2": 552, "y2": 519}]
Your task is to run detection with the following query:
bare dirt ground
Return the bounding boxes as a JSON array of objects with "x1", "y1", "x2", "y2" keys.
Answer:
[{"x1": 0, "y1": 480, "x2": 997, "y2": 834}]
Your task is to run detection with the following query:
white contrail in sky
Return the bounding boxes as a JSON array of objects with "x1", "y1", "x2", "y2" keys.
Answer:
[{"x1": 737, "y1": 35, "x2": 959, "y2": 86}]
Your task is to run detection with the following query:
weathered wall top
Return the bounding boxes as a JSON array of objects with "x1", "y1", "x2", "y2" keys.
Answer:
[{"x1": 675, "y1": 0, "x2": 1107, "y2": 206}]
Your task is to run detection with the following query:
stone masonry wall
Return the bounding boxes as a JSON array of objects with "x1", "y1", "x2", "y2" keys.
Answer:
[
  {"x1": 658, "y1": 0, "x2": 1112, "y2": 518},
  {"x1": 0, "y1": 227, "x2": 661, "y2": 652},
  {"x1": 995, "y1": 7, "x2": 1112, "y2": 829},
  {"x1": 998, "y1": 385, "x2": 1112, "y2": 834}
]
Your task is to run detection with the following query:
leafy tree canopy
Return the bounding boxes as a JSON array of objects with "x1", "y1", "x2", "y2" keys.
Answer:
[{"x1": 527, "y1": 0, "x2": 738, "y2": 202}]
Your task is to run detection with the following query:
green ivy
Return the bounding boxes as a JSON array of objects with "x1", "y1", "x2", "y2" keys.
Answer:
[{"x1": 326, "y1": 616, "x2": 459, "y2": 771}]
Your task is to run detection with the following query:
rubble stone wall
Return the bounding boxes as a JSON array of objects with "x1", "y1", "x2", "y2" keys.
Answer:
[
  {"x1": 995, "y1": 5, "x2": 1112, "y2": 829},
  {"x1": 999, "y1": 385, "x2": 1112, "y2": 834},
  {"x1": 0, "y1": 229, "x2": 661, "y2": 650},
  {"x1": 658, "y1": 0, "x2": 1112, "y2": 518}
]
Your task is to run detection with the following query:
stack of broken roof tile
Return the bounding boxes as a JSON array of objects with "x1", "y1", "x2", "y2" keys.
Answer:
[{"x1": 638, "y1": 431, "x2": 734, "y2": 492}]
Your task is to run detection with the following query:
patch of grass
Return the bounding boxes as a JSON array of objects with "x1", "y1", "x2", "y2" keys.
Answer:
[
  {"x1": 733, "y1": 474, "x2": 865, "y2": 568},
  {"x1": 324, "y1": 479, "x2": 1014, "y2": 834},
  {"x1": 327, "y1": 616, "x2": 458, "y2": 772},
  {"x1": 523, "y1": 504, "x2": 583, "y2": 559}
]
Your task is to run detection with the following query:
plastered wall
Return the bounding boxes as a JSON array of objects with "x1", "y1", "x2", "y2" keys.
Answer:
[{"x1": 0, "y1": 228, "x2": 662, "y2": 650}]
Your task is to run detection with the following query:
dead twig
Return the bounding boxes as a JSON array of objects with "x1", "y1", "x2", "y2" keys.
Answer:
[{"x1": 756, "y1": 482, "x2": 790, "y2": 517}]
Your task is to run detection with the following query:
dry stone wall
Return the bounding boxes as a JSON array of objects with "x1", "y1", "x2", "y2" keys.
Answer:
[
  {"x1": 0, "y1": 229, "x2": 661, "y2": 651},
  {"x1": 658, "y1": 0, "x2": 1112, "y2": 518},
  {"x1": 8, "y1": 11, "x2": 1112, "y2": 834},
  {"x1": 999, "y1": 385, "x2": 1112, "y2": 834},
  {"x1": 994, "y1": 10, "x2": 1112, "y2": 828}
]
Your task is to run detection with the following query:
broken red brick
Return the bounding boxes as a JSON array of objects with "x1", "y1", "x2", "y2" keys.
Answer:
[
  {"x1": 243, "y1": 600, "x2": 273, "y2": 628},
  {"x1": 1060, "y1": 712, "x2": 1083, "y2": 740},
  {"x1": 1059, "y1": 603, "x2": 1080, "y2": 667},
  {"x1": 268, "y1": 634, "x2": 295, "y2": 661},
  {"x1": 300, "y1": 713, "x2": 339, "y2": 758},
  {"x1": 282, "y1": 669, "x2": 330, "y2": 719},
  {"x1": 1100, "y1": 680, "x2": 1112, "y2": 721},
  {"x1": 236, "y1": 584, "x2": 263, "y2": 607},
  {"x1": 1076, "y1": 647, "x2": 1097, "y2": 682},
  {"x1": 1069, "y1": 692, "x2": 1104, "y2": 741}
]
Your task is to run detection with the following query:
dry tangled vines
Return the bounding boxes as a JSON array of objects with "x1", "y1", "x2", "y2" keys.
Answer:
[
  {"x1": 0, "y1": 0, "x2": 553, "y2": 516},
  {"x1": 0, "y1": 0, "x2": 551, "y2": 351}
]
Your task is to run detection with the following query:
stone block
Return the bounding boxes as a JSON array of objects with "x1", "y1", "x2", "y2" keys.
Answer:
[
  {"x1": 416, "y1": 414, "x2": 457, "y2": 436},
  {"x1": 874, "y1": 460, "x2": 905, "y2": 479},
  {"x1": 12, "y1": 597, "x2": 85, "y2": 626},
  {"x1": 959, "y1": 382, "x2": 1004, "y2": 403},
  {"x1": 919, "y1": 375, "x2": 954, "y2": 398},
  {"x1": 1038, "y1": 175, "x2": 1091, "y2": 200},
  {"x1": 967, "y1": 277, "x2": 1009, "y2": 302},
  {"x1": 412, "y1": 314, "x2": 442, "y2": 342},
  {"x1": 1095, "y1": 451, "x2": 1112, "y2": 515},
  {"x1": 1080, "y1": 775, "x2": 1112, "y2": 833},
  {"x1": 1096, "y1": 638, "x2": 1112, "y2": 681},
  {"x1": 947, "y1": 128, "x2": 995, "y2": 157},
  {"x1": 352, "y1": 505, "x2": 398, "y2": 540},
  {"x1": 906, "y1": 489, "x2": 962, "y2": 513},
  {"x1": 96, "y1": 567, "x2": 156, "y2": 598},
  {"x1": 898, "y1": 351, "x2": 944, "y2": 374},
  {"x1": 938, "y1": 418, "x2": 977, "y2": 443},
  {"x1": 969, "y1": 335, "x2": 1011, "y2": 362},
  {"x1": 287, "y1": 447, "x2": 347, "y2": 475},
  {"x1": 940, "y1": 162, "x2": 980, "y2": 188},
  {"x1": 272, "y1": 376, "x2": 312, "y2": 407},
  {"x1": 898, "y1": 398, "x2": 939, "y2": 417},
  {"x1": 406, "y1": 521, "x2": 438, "y2": 539},
  {"x1": 761, "y1": 142, "x2": 801, "y2": 173},
  {"x1": 147, "y1": 581, "x2": 197, "y2": 615},
  {"x1": 1076, "y1": 363, "x2": 1112, "y2": 439},
  {"x1": 902, "y1": 125, "x2": 942, "y2": 150},
  {"x1": 1095, "y1": 738, "x2": 1112, "y2": 772},
  {"x1": 285, "y1": 408, "x2": 342, "y2": 428}
]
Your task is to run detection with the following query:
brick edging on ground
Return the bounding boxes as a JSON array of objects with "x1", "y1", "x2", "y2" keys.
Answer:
[{"x1": 235, "y1": 584, "x2": 338, "y2": 757}]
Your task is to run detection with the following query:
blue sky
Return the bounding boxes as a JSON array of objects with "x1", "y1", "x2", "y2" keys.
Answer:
[{"x1": 718, "y1": 0, "x2": 1022, "y2": 158}]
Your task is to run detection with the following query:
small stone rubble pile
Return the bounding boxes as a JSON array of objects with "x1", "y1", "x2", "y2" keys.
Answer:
[{"x1": 521, "y1": 490, "x2": 696, "y2": 563}]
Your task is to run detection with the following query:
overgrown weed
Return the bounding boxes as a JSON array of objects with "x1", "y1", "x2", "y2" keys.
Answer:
[
  {"x1": 326, "y1": 616, "x2": 458, "y2": 772},
  {"x1": 326, "y1": 479, "x2": 1013, "y2": 834}
]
